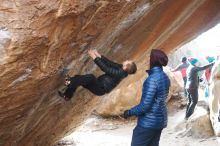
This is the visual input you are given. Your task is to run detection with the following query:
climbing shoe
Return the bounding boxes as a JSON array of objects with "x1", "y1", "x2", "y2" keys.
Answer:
[
  {"x1": 64, "y1": 75, "x2": 71, "y2": 86},
  {"x1": 58, "y1": 90, "x2": 64, "y2": 97},
  {"x1": 58, "y1": 91, "x2": 70, "y2": 101}
]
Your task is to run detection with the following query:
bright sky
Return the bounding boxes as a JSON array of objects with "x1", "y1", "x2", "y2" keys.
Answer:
[{"x1": 194, "y1": 23, "x2": 220, "y2": 57}]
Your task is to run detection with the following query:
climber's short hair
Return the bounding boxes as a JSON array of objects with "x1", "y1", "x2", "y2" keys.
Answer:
[
  {"x1": 182, "y1": 57, "x2": 187, "y2": 63},
  {"x1": 125, "y1": 62, "x2": 137, "y2": 74}
]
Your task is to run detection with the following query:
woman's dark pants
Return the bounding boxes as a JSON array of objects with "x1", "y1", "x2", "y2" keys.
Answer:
[{"x1": 131, "y1": 126, "x2": 163, "y2": 146}]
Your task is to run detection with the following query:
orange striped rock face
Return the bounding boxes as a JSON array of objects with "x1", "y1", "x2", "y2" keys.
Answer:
[{"x1": 0, "y1": 0, "x2": 220, "y2": 145}]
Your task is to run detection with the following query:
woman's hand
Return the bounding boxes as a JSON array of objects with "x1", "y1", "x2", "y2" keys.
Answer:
[{"x1": 122, "y1": 110, "x2": 130, "y2": 119}]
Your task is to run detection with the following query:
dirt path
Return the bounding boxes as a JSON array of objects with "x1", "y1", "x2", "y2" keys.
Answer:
[{"x1": 55, "y1": 98, "x2": 220, "y2": 146}]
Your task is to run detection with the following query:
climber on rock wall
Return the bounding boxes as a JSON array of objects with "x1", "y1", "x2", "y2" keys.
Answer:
[
  {"x1": 58, "y1": 49, "x2": 137, "y2": 101},
  {"x1": 171, "y1": 57, "x2": 189, "y2": 97},
  {"x1": 185, "y1": 57, "x2": 215, "y2": 120}
]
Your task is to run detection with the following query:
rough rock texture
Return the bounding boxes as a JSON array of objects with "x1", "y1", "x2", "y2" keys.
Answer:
[
  {"x1": 209, "y1": 59, "x2": 220, "y2": 136},
  {"x1": 175, "y1": 106, "x2": 214, "y2": 139},
  {"x1": 164, "y1": 68, "x2": 183, "y2": 101},
  {"x1": 1, "y1": 0, "x2": 220, "y2": 146}
]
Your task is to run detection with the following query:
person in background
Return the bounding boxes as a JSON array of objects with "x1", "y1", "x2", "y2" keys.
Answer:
[
  {"x1": 58, "y1": 49, "x2": 137, "y2": 101},
  {"x1": 171, "y1": 57, "x2": 189, "y2": 96},
  {"x1": 203, "y1": 56, "x2": 215, "y2": 98},
  {"x1": 185, "y1": 57, "x2": 214, "y2": 120},
  {"x1": 123, "y1": 49, "x2": 170, "y2": 146},
  {"x1": 217, "y1": 55, "x2": 220, "y2": 60},
  {"x1": 205, "y1": 56, "x2": 215, "y2": 83}
]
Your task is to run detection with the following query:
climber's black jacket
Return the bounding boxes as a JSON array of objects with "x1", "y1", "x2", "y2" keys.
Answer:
[{"x1": 94, "y1": 56, "x2": 128, "y2": 93}]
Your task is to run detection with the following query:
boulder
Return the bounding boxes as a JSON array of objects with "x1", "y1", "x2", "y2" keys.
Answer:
[
  {"x1": 175, "y1": 106, "x2": 214, "y2": 139},
  {"x1": 164, "y1": 67, "x2": 184, "y2": 101},
  {"x1": 209, "y1": 60, "x2": 220, "y2": 136}
]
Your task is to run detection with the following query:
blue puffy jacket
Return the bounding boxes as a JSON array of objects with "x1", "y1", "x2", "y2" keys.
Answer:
[{"x1": 128, "y1": 67, "x2": 170, "y2": 129}]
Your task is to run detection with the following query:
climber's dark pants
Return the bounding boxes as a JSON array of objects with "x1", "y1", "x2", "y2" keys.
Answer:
[
  {"x1": 131, "y1": 126, "x2": 163, "y2": 146},
  {"x1": 185, "y1": 88, "x2": 198, "y2": 118},
  {"x1": 64, "y1": 74, "x2": 106, "y2": 98},
  {"x1": 183, "y1": 77, "x2": 187, "y2": 97}
]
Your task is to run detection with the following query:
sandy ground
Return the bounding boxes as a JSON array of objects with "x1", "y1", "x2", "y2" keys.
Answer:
[{"x1": 55, "y1": 97, "x2": 220, "y2": 146}]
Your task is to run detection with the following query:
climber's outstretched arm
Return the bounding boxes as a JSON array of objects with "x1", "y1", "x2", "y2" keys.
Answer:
[
  {"x1": 88, "y1": 49, "x2": 124, "y2": 76},
  {"x1": 88, "y1": 49, "x2": 121, "y2": 68}
]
